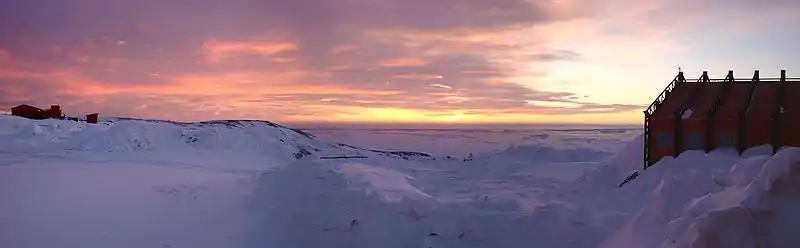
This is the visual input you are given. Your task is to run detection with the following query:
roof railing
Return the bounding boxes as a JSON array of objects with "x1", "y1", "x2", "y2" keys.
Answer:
[
  {"x1": 644, "y1": 70, "x2": 796, "y2": 117},
  {"x1": 644, "y1": 72, "x2": 684, "y2": 116}
]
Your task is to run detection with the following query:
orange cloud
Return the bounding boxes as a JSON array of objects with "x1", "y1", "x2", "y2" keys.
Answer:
[
  {"x1": 377, "y1": 58, "x2": 429, "y2": 67},
  {"x1": 391, "y1": 73, "x2": 442, "y2": 80},
  {"x1": 365, "y1": 28, "x2": 510, "y2": 46},
  {"x1": 67, "y1": 71, "x2": 401, "y2": 97},
  {"x1": 201, "y1": 39, "x2": 298, "y2": 62}
]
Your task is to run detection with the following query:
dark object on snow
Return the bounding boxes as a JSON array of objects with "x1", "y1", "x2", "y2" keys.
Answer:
[
  {"x1": 319, "y1": 156, "x2": 369, "y2": 160},
  {"x1": 369, "y1": 149, "x2": 432, "y2": 158},
  {"x1": 618, "y1": 171, "x2": 640, "y2": 188},
  {"x1": 427, "y1": 228, "x2": 439, "y2": 237},
  {"x1": 463, "y1": 153, "x2": 474, "y2": 162},
  {"x1": 347, "y1": 219, "x2": 359, "y2": 231},
  {"x1": 293, "y1": 148, "x2": 313, "y2": 159},
  {"x1": 333, "y1": 143, "x2": 431, "y2": 160}
]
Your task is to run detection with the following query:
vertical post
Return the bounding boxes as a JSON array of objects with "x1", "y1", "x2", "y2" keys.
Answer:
[
  {"x1": 773, "y1": 70, "x2": 787, "y2": 154},
  {"x1": 644, "y1": 112, "x2": 650, "y2": 169},
  {"x1": 676, "y1": 73, "x2": 706, "y2": 155},
  {"x1": 672, "y1": 71, "x2": 687, "y2": 158},
  {"x1": 705, "y1": 71, "x2": 732, "y2": 153},
  {"x1": 674, "y1": 110, "x2": 681, "y2": 156},
  {"x1": 738, "y1": 70, "x2": 759, "y2": 155},
  {"x1": 700, "y1": 71, "x2": 709, "y2": 151}
]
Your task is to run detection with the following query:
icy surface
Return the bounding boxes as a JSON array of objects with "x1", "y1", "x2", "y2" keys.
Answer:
[
  {"x1": 302, "y1": 123, "x2": 640, "y2": 158},
  {"x1": 2, "y1": 114, "x2": 800, "y2": 248}
]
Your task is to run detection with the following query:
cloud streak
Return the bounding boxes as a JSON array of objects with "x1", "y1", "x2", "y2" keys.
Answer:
[{"x1": 201, "y1": 39, "x2": 298, "y2": 63}]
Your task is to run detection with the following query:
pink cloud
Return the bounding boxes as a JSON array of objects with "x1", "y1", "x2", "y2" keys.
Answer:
[
  {"x1": 377, "y1": 58, "x2": 429, "y2": 67},
  {"x1": 201, "y1": 39, "x2": 298, "y2": 63}
]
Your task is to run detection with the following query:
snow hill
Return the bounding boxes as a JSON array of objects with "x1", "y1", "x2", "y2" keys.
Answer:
[
  {"x1": 2, "y1": 114, "x2": 800, "y2": 248},
  {"x1": 0, "y1": 115, "x2": 434, "y2": 167}
]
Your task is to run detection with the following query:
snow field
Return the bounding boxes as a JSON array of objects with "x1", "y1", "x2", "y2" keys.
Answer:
[
  {"x1": 0, "y1": 158, "x2": 257, "y2": 248},
  {"x1": 2, "y1": 114, "x2": 800, "y2": 247}
]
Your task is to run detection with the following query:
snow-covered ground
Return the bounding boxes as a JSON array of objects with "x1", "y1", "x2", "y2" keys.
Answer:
[
  {"x1": 2, "y1": 114, "x2": 800, "y2": 248},
  {"x1": 299, "y1": 123, "x2": 640, "y2": 158}
]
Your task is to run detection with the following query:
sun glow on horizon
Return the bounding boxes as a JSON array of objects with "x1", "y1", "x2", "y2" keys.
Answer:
[
  {"x1": 446, "y1": 111, "x2": 465, "y2": 121},
  {"x1": 273, "y1": 106, "x2": 642, "y2": 125}
]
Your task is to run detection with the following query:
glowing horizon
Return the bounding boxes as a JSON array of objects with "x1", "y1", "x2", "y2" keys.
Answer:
[{"x1": 1, "y1": 0, "x2": 798, "y2": 124}]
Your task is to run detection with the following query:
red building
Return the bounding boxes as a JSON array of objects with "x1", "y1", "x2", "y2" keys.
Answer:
[
  {"x1": 644, "y1": 70, "x2": 800, "y2": 168},
  {"x1": 86, "y1": 113, "x2": 99, "y2": 124},
  {"x1": 10, "y1": 104, "x2": 63, "y2": 120}
]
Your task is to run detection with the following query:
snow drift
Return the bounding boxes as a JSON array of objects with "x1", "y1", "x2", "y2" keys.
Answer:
[
  {"x1": 661, "y1": 148, "x2": 800, "y2": 248},
  {"x1": 599, "y1": 147, "x2": 800, "y2": 248},
  {"x1": 249, "y1": 160, "x2": 605, "y2": 248}
]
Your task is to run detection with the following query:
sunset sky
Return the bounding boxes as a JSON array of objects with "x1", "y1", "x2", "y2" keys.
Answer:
[{"x1": 1, "y1": 0, "x2": 799, "y2": 124}]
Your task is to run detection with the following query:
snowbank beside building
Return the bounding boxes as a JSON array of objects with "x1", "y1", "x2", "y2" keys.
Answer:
[{"x1": 600, "y1": 147, "x2": 800, "y2": 248}]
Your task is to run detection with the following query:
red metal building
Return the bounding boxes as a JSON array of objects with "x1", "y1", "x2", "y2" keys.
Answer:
[
  {"x1": 644, "y1": 70, "x2": 799, "y2": 168},
  {"x1": 10, "y1": 104, "x2": 62, "y2": 119},
  {"x1": 9, "y1": 104, "x2": 100, "y2": 124},
  {"x1": 86, "y1": 113, "x2": 99, "y2": 124}
]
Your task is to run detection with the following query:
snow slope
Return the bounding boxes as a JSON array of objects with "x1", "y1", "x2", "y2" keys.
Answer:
[
  {"x1": 0, "y1": 115, "x2": 436, "y2": 167},
  {"x1": 3, "y1": 114, "x2": 800, "y2": 248},
  {"x1": 0, "y1": 115, "x2": 335, "y2": 159}
]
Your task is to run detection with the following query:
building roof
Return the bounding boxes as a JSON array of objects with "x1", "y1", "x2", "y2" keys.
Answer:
[
  {"x1": 11, "y1": 104, "x2": 44, "y2": 111},
  {"x1": 647, "y1": 70, "x2": 799, "y2": 121}
]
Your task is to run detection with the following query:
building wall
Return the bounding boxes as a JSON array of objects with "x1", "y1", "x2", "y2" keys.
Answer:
[
  {"x1": 743, "y1": 119, "x2": 773, "y2": 149},
  {"x1": 678, "y1": 119, "x2": 706, "y2": 153},
  {"x1": 86, "y1": 113, "x2": 99, "y2": 124},
  {"x1": 709, "y1": 117, "x2": 738, "y2": 149},
  {"x1": 11, "y1": 105, "x2": 46, "y2": 119},
  {"x1": 648, "y1": 120, "x2": 675, "y2": 164},
  {"x1": 780, "y1": 116, "x2": 800, "y2": 148}
]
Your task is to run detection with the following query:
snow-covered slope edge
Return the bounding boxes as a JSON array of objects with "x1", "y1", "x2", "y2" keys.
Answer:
[
  {"x1": 0, "y1": 115, "x2": 433, "y2": 166},
  {"x1": 600, "y1": 147, "x2": 800, "y2": 248},
  {"x1": 661, "y1": 147, "x2": 800, "y2": 248}
]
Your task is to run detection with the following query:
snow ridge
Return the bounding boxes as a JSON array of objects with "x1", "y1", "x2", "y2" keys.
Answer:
[{"x1": 0, "y1": 115, "x2": 434, "y2": 164}]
